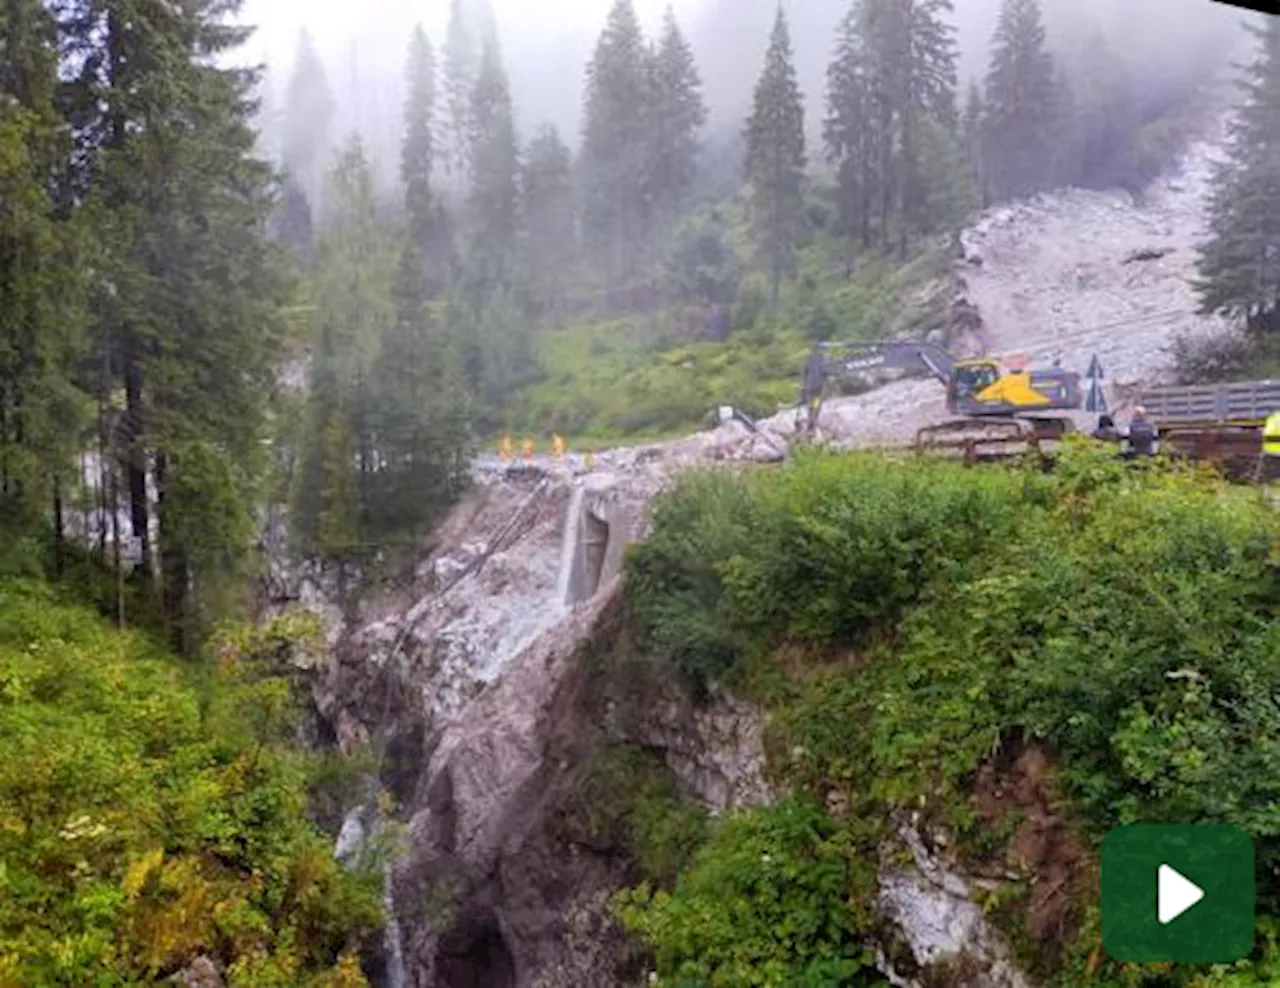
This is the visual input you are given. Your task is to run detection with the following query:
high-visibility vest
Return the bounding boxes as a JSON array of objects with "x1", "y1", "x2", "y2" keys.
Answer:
[{"x1": 1264, "y1": 411, "x2": 1280, "y2": 457}]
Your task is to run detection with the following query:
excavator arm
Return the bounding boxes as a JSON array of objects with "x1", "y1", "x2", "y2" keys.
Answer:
[{"x1": 799, "y1": 340, "x2": 958, "y2": 431}]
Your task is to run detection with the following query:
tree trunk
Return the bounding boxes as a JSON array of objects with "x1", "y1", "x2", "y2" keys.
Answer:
[
  {"x1": 156, "y1": 450, "x2": 190, "y2": 655},
  {"x1": 52, "y1": 475, "x2": 64, "y2": 578},
  {"x1": 123, "y1": 355, "x2": 152, "y2": 593}
]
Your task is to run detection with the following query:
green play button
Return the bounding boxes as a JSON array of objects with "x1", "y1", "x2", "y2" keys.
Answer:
[{"x1": 1102, "y1": 824, "x2": 1255, "y2": 963}]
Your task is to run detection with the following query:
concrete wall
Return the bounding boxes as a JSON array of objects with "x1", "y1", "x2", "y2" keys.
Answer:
[{"x1": 556, "y1": 485, "x2": 647, "y2": 608}]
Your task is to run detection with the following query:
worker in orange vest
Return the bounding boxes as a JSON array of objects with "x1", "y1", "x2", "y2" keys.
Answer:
[
  {"x1": 522, "y1": 436, "x2": 535, "y2": 463},
  {"x1": 552, "y1": 433, "x2": 565, "y2": 459},
  {"x1": 498, "y1": 434, "x2": 513, "y2": 463}
]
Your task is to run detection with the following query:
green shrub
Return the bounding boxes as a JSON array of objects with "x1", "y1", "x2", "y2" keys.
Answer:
[
  {"x1": 0, "y1": 580, "x2": 382, "y2": 985},
  {"x1": 615, "y1": 798, "x2": 882, "y2": 988},
  {"x1": 569, "y1": 745, "x2": 709, "y2": 886},
  {"x1": 623, "y1": 446, "x2": 1280, "y2": 984},
  {"x1": 627, "y1": 452, "x2": 1036, "y2": 686}
]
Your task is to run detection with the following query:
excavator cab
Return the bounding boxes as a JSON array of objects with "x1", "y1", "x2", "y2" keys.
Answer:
[{"x1": 947, "y1": 360, "x2": 1001, "y2": 412}]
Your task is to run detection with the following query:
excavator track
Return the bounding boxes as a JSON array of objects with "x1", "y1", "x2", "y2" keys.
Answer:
[{"x1": 914, "y1": 416, "x2": 1073, "y2": 462}]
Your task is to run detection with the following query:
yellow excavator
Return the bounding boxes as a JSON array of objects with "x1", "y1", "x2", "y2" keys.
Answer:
[{"x1": 799, "y1": 340, "x2": 1083, "y2": 452}]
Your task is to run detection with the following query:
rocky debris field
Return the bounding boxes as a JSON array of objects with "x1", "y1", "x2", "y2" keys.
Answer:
[{"x1": 961, "y1": 128, "x2": 1232, "y2": 405}]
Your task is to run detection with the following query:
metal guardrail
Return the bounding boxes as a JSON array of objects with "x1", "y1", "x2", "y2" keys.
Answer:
[{"x1": 1138, "y1": 380, "x2": 1280, "y2": 427}]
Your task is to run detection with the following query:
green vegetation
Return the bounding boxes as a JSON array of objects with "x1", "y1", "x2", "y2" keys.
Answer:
[
  {"x1": 0, "y1": 581, "x2": 383, "y2": 986},
  {"x1": 564, "y1": 745, "x2": 709, "y2": 887},
  {"x1": 506, "y1": 214, "x2": 953, "y2": 443},
  {"x1": 617, "y1": 445, "x2": 1279, "y2": 987}
]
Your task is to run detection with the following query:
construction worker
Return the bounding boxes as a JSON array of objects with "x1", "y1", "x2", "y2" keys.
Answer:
[
  {"x1": 1126, "y1": 406, "x2": 1156, "y2": 457},
  {"x1": 1092, "y1": 414, "x2": 1120, "y2": 443},
  {"x1": 1264, "y1": 411, "x2": 1280, "y2": 494},
  {"x1": 552, "y1": 433, "x2": 566, "y2": 459},
  {"x1": 498, "y1": 433, "x2": 513, "y2": 464},
  {"x1": 1265, "y1": 410, "x2": 1280, "y2": 459},
  {"x1": 522, "y1": 436, "x2": 535, "y2": 463}
]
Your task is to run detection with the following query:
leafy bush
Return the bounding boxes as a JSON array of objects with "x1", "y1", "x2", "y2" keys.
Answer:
[
  {"x1": 622, "y1": 447, "x2": 1280, "y2": 984},
  {"x1": 0, "y1": 581, "x2": 382, "y2": 985},
  {"x1": 567, "y1": 745, "x2": 709, "y2": 886},
  {"x1": 627, "y1": 452, "x2": 1036, "y2": 686},
  {"x1": 615, "y1": 798, "x2": 882, "y2": 988}
]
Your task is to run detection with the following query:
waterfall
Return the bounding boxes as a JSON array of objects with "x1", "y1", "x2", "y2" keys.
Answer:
[
  {"x1": 382, "y1": 859, "x2": 406, "y2": 988},
  {"x1": 554, "y1": 484, "x2": 585, "y2": 609},
  {"x1": 335, "y1": 802, "x2": 407, "y2": 988}
]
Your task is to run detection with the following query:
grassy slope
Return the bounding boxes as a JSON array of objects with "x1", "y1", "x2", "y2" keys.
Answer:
[
  {"x1": 504, "y1": 200, "x2": 955, "y2": 448},
  {"x1": 0, "y1": 581, "x2": 381, "y2": 987},
  {"x1": 605, "y1": 445, "x2": 1280, "y2": 987}
]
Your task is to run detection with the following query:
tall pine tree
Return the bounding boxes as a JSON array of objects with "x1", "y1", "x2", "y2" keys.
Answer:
[
  {"x1": 294, "y1": 138, "x2": 395, "y2": 559},
  {"x1": 402, "y1": 25, "x2": 436, "y2": 254},
  {"x1": 744, "y1": 6, "x2": 806, "y2": 307},
  {"x1": 982, "y1": 0, "x2": 1058, "y2": 202},
  {"x1": 648, "y1": 7, "x2": 707, "y2": 241},
  {"x1": 282, "y1": 29, "x2": 336, "y2": 210},
  {"x1": 891, "y1": 0, "x2": 959, "y2": 250},
  {"x1": 466, "y1": 35, "x2": 520, "y2": 300},
  {"x1": 1195, "y1": 18, "x2": 1280, "y2": 336},
  {"x1": 0, "y1": 0, "x2": 91, "y2": 568},
  {"x1": 75, "y1": 0, "x2": 290, "y2": 648},
  {"x1": 522, "y1": 124, "x2": 577, "y2": 322},
  {"x1": 962, "y1": 80, "x2": 988, "y2": 207},
  {"x1": 825, "y1": 2, "x2": 882, "y2": 254},
  {"x1": 825, "y1": 0, "x2": 958, "y2": 255},
  {"x1": 443, "y1": 0, "x2": 479, "y2": 190},
  {"x1": 580, "y1": 0, "x2": 652, "y2": 289},
  {"x1": 1060, "y1": 25, "x2": 1137, "y2": 190}
]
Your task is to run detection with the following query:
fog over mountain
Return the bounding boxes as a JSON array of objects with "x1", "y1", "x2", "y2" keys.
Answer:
[{"x1": 243, "y1": 0, "x2": 1249, "y2": 196}]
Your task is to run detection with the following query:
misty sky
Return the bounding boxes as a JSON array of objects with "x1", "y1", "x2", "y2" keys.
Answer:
[
  {"x1": 240, "y1": 0, "x2": 706, "y2": 67},
  {"x1": 240, "y1": 0, "x2": 1250, "y2": 194}
]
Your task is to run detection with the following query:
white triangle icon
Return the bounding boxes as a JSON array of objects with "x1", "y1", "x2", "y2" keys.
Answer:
[{"x1": 1158, "y1": 864, "x2": 1204, "y2": 924}]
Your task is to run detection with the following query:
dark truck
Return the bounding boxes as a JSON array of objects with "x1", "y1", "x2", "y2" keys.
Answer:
[{"x1": 1137, "y1": 378, "x2": 1280, "y2": 478}]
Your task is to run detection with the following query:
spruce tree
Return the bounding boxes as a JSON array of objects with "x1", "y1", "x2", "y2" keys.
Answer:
[
  {"x1": 1061, "y1": 26, "x2": 1136, "y2": 189},
  {"x1": 962, "y1": 80, "x2": 988, "y2": 207},
  {"x1": 825, "y1": 2, "x2": 882, "y2": 252},
  {"x1": 352, "y1": 24, "x2": 473, "y2": 541},
  {"x1": 826, "y1": 0, "x2": 958, "y2": 254},
  {"x1": 365, "y1": 245, "x2": 471, "y2": 537},
  {"x1": 282, "y1": 29, "x2": 336, "y2": 209},
  {"x1": 982, "y1": 0, "x2": 1058, "y2": 202},
  {"x1": 522, "y1": 124, "x2": 577, "y2": 322},
  {"x1": 295, "y1": 138, "x2": 395, "y2": 558},
  {"x1": 71, "y1": 0, "x2": 291, "y2": 648},
  {"x1": 580, "y1": 0, "x2": 652, "y2": 287},
  {"x1": 648, "y1": 7, "x2": 707, "y2": 238},
  {"x1": 1195, "y1": 18, "x2": 1280, "y2": 335},
  {"x1": 466, "y1": 35, "x2": 520, "y2": 299},
  {"x1": 892, "y1": 0, "x2": 960, "y2": 250},
  {"x1": 274, "y1": 172, "x2": 315, "y2": 260},
  {"x1": 402, "y1": 25, "x2": 437, "y2": 253},
  {"x1": 0, "y1": 0, "x2": 91, "y2": 567},
  {"x1": 743, "y1": 6, "x2": 806, "y2": 307},
  {"x1": 443, "y1": 0, "x2": 478, "y2": 190}
]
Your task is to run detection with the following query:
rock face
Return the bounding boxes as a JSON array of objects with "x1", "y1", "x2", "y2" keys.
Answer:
[
  {"x1": 877, "y1": 826, "x2": 1032, "y2": 988},
  {"x1": 290, "y1": 439, "x2": 784, "y2": 988},
  {"x1": 285, "y1": 104, "x2": 1239, "y2": 988}
]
